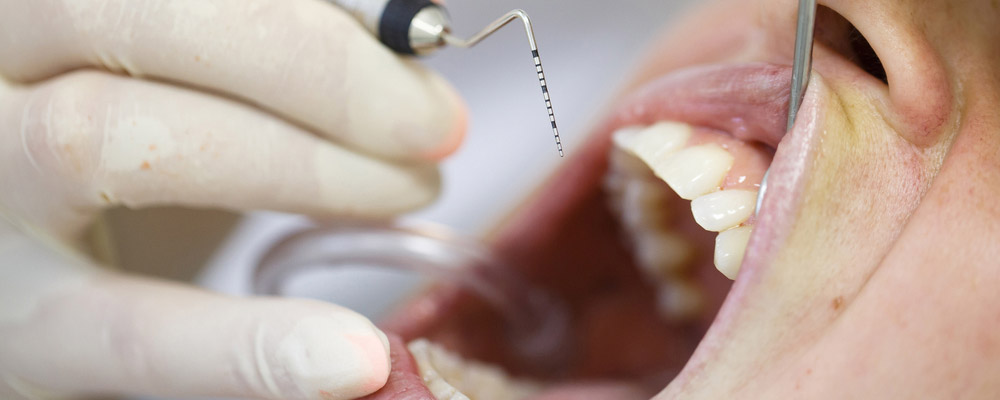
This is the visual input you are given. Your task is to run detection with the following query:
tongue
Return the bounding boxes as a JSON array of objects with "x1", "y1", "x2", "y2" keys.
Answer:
[{"x1": 358, "y1": 334, "x2": 436, "y2": 400}]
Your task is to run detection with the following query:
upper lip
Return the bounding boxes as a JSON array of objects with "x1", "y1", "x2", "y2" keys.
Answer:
[{"x1": 608, "y1": 63, "x2": 793, "y2": 149}]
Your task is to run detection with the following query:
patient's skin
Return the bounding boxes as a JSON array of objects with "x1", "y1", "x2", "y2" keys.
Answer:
[
  {"x1": 641, "y1": 0, "x2": 1000, "y2": 397},
  {"x1": 382, "y1": 0, "x2": 1000, "y2": 398}
]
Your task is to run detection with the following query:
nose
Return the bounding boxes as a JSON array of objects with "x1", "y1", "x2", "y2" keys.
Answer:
[
  {"x1": 761, "y1": 0, "x2": 954, "y2": 147},
  {"x1": 827, "y1": 0, "x2": 953, "y2": 146}
]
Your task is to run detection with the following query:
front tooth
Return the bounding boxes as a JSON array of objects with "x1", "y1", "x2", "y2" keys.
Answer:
[
  {"x1": 611, "y1": 126, "x2": 643, "y2": 149},
  {"x1": 628, "y1": 122, "x2": 692, "y2": 164},
  {"x1": 610, "y1": 128, "x2": 653, "y2": 175},
  {"x1": 714, "y1": 226, "x2": 752, "y2": 280},
  {"x1": 690, "y1": 190, "x2": 757, "y2": 231},
  {"x1": 651, "y1": 144, "x2": 733, "y2": 200},
  {"x1": 608, "y1": 147, "x2": 653, "y2": 178}
]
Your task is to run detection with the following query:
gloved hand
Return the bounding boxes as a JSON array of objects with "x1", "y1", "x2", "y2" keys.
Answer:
[{"x1": 0, "y1": 0, "x2": 465, "y2": 399}]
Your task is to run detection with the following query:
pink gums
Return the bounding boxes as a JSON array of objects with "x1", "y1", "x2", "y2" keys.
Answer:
[{"x1": 611, "y1": 63, "x2": 792, "y2": 148}]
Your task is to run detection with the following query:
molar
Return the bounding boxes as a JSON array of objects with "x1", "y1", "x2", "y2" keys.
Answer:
[
  {"x1": 651, "y1": 144, "x2": 734, "y2": 200},
  {"x1": 633, "y1": 229, "x2": 693, "y2": 279},
  {"x1": 620, "y1": 179, "x2": 673, "y2": 231},
  {"x1": 656, "y1": 278, "x2": 704, "y2": 320},
  {"x1": 690, "y1": 190, "x2": 757, "y2": 232}
]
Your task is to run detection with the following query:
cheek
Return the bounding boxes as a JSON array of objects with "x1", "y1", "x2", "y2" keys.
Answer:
[
  {"x1": 783, "y1": 86, "x2": 934, "y2": 255},
  {"x1": 758, "y1": 83, "x2": 938, "y2": 315}
]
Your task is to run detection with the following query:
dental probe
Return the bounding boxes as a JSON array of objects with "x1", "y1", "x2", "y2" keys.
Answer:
[
  {"x1": 755, "y1": 0, "x2": 817, "y2": 214},
  {"x1": 326, "y1": 0, "x2": 564, "y2": 156}
]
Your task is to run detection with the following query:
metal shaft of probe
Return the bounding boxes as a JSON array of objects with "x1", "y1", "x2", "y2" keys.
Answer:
[
  {"x1": 786, "y1": 0, "x2": 816, "y2": 132},
  {"x1": 755, "y1": 0, "x2": 817, "y2": 214},
  {"x1": 443, "y1": 10, "x2": 564, "y2": 157}
]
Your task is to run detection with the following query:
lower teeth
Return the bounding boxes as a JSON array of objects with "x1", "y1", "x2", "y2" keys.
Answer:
[{"x1": 408, "y1": 339, "x2": 542, "y2": 400}]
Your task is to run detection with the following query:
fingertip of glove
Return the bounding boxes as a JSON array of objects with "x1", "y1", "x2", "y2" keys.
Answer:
[
  {"x1": 275, "y1": 310, "x2": 391, "y2": 399},
  {"x1": 352, "y1": 323, "x2": 392, "y2": 395},
  {"x1": 419, "y1": 87, "x2": 468, "y2": 161}
]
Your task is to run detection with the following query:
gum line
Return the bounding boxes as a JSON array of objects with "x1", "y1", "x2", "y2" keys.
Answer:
[{"x1": 605, "y1": 121, "x2": 773, "y2": 316}]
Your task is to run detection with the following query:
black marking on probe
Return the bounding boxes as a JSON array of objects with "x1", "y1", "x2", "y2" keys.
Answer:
[{"x1": 532, "y1": 49, "x2": 563, "y2": 156}]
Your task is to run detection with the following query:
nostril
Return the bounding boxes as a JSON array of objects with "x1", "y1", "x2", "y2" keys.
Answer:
[
  {"x1": 813, "y1": 3, "x2": 954, "y2": 146},
  {"x1": 847, "y1": 25, "x2": 887, "y2": 84},
  {"x1": 815, "y1": 6, "x2": 888, "y2": 85}
]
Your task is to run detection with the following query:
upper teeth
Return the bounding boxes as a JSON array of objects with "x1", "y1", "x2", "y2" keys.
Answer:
[
  {"x1": 607, "y1": 121, "x2": 760, "y2": 292},
  {"x1": 652, "y1": 144, "x2": 733, "y2": 200},
  {"x1": 620, "y1": 180, "x2": 673, "y2": 233},
  {"x1": 620, "y1": 121, "x2": 691, "y2": 164},
  {"x1": 714, "y1": 226, "x2": 752, "y2": 280},
  {"x1": 690, "y1": 190, "x2": 756, "y2": 232}
]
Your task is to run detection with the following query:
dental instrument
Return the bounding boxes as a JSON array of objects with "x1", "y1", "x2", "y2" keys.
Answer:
[
  {"x1": 253, "y1": 220, "x2": 571, "y2": 368},
  {"x1": 755, "y1": 0, "x2": 817, "y2": 214},
  {"x1": 327, "y1": 0, "x2": 564, "y2": 156}
]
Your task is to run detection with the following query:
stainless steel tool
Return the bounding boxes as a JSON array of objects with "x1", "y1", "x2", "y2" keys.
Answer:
[
  {"x1": 328, "y1": 0, "x2": 564, "y2": 156},
  {"x1": 755, "y1": 0, "x2": 817, "y2": 214}
]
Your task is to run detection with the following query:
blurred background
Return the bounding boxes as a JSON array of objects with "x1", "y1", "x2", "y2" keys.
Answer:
[{"x1": 102, "y1": 3, "x2": 699, "y2": 394}]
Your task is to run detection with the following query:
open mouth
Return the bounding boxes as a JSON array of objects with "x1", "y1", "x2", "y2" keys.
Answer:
[
  {"x1": 367, "y1": 62, "x2": 821, "y2": 399},
  {"x1": 365, "y1": 0, "x2": 976, "y2": 397}
]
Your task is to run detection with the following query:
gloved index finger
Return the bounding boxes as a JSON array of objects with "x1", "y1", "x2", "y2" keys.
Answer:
[
  {"x1": 0, "y1": 0, "x2": 467, "y2": 161},
  {"x1": 0, "y1": 229, "x2": 394, "y2": 400}
]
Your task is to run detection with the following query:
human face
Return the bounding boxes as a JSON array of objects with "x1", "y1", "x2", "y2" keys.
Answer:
[{"x1": 378, "y1": 0, "x2": 1000, "y2": 398}]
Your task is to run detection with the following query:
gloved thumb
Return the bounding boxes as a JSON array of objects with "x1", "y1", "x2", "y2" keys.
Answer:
[{"x1": 1, "y1": 227, "x2": 390, "y2": 400}]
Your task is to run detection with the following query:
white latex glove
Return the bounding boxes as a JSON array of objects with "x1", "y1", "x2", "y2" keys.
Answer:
[{"x1": 0, "y1": 0, "x2": 466, "y2": 399}]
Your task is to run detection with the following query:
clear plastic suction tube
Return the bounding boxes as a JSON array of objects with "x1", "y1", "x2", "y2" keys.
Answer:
[{"x1": 252, "y1": 220, "x2": 569, "y2": 361}]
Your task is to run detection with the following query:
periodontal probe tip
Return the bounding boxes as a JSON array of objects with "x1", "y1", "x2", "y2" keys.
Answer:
[{"x1": 442, "y1": 9, "x2": 564, "y2": 157}]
